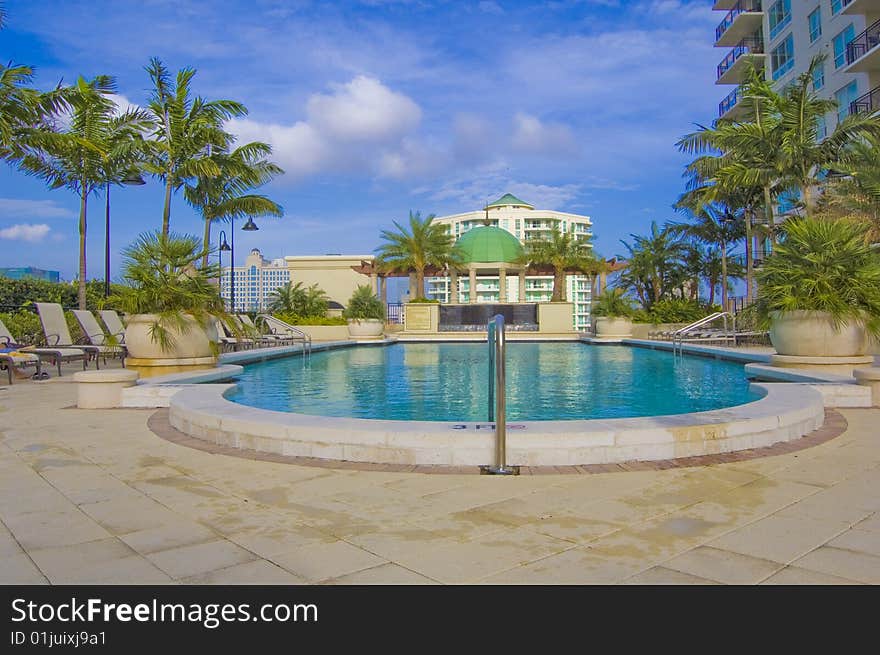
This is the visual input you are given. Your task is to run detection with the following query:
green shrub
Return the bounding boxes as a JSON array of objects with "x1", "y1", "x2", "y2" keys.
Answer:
[
  {"x1": 273, "y1": 312, "x2": 347, "y2": 326},
  {"x1": 407, "y1": 297, "x2": 440, "y2": 304},
  {"x1": 0, "y1": 277, "x2": 126, "y2": 311},
  {"x1": 634, "y1": 298, "x2": 721, "y2": 324},
  {"x1": 0, "y1": 311, "x2": 41, "y2": 345},
  {"x1": 342, "y1": 285, "x2": 385, "y2": 320},
  {"x1": 755, "y1": 217, "x2": 880, "y2": 335},
  {"x1": 592, "y1": 288, "x2": 635, "y2": 318}
]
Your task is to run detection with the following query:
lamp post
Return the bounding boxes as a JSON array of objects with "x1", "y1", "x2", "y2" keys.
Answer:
[
  {"x1": 104, "y1": 172, "x2": 146, "y2": 297},
  {"x1": 218, "y1": 230, "x2": 231, "y2": 310},
  {"x1": 222, "y1": 217, "x2": 260, "y2": 313}
]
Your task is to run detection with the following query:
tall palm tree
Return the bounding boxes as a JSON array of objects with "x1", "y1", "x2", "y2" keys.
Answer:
[
  {"x1": 267, "y1": 281, "x2": 328, "y2": 317},
  {"x1": 17, "y1": 76, "x2": 149, "y2": 308},
  {"x1": 376, "y1": 211, "x2": 458, "y2": 300},
  {"x1": 671, "y1": 190, "x2": 745, "y2": 309},
  {"x1": 518, "y1": 225, "x2": 596, "y2": 302},
  {"x1": 184, "y1": 141, "x2": 284, "y2": 267},
  {"x1": 618, "y1": 221, "x2": 687, "y2": 308},
  {"x1": 142, "y1": 58, "x2": 247, "y2": 236}
]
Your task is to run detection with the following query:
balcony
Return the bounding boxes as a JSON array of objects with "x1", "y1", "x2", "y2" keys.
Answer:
[
  {"x1": 850, "y1": 84, "x2": 880, "y2": 114},
  {"x1": 845, "y1": 18, "x2": 880, "y2": 73},
  {"x1": 713, "y1": 1, "x2": 739, "y2": 9},
  {"x1": 842, "y1": 0, "x2": 880, "y2": 15},
  {"x1": 715, "y1": 1, "x2": 763, "y2": 47},
  {"x1": 717, "y1": 37, "x2": 765, "y2": 85}
]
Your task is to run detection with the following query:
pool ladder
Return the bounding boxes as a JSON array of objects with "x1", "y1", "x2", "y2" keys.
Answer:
[{"x1": 482, "y1": 314, "x2": 519, "y2": 475}]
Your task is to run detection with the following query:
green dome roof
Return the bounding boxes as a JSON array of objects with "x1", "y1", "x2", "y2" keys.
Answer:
[
  {"x1": 455, "y1": 226, "x2": 523, "y2": 264},
  {"x1": 486, "y1": 193, "x2": 533, "y2": 210}
]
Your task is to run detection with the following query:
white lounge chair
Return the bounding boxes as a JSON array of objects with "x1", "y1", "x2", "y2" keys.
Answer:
[
  {"x1": 98, "y1": 310, "x2": 126, "y2": 343},
  {"x1": 34, "y1": 303, "x2": 101, "y2": 368},
  {"x1": 72, "y1": 310, "x2": 126, "y2": 365},
  {"x1": 0, "y1": 316, "x2": 88, "y2": 376}
]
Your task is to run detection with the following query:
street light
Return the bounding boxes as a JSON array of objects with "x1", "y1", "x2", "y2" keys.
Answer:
[
  {"x1": 105, "y1": 172, "x2": 146, "y2": 297},
  {"x1": 223, "y1": 217, "x2": 259, "y2": 312}
]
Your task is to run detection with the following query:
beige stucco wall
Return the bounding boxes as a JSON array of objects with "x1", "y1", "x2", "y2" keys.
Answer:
[
  {"x1": 290, "y1": 325, "x2": 350, "y2": 342},
  {"x1": 285, "y1": 255, "x2": 375, "y2": 309},
  {"x1": 537, "y1": 302, "x2": 576, "y2": 333},
  {"x1": 403, "y1": 303, "x2": 440, "y2": 333}
]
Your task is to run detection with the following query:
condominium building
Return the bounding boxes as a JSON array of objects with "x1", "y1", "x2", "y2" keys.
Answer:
[
  {"x1": 713, "y1": 0, "x2": 878, "y2": 130},
  {"x1": 219, "y1": 248, "x2": 290, "y2": 312},
  {"x1": 0, "y1": 266, "x2": 60, "y2": 283},
  {"x1": 427, "y1": 193, "x2": 594, "y2": 331}
]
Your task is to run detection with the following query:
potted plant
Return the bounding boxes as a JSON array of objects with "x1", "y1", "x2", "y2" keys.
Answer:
[
  {"x1": 107, "y1": 231, "x2": 229, "y2": 371},
  {"x1": 343, "y1": 285, "x2": 386, "y2": 339},
  {"x1": 755, "y1": 218, "x2": 880, "y2": 357},
  {"x1": 592, "y1": 288, "x2": 636, "y2": 338}
]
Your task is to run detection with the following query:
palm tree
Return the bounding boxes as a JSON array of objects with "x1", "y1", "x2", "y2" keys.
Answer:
[
  {"x1": 618, "y1": 221, "x2": 687, "y2": 308},
  {"x1": 671, "y1": 190, "x2": 745, "y2": 309},
  {"x1": 266, "y1": 281, "x2": 328, "y2": 317},
  {"x1": 376, "y1": 211, "x2": 458, "y2": 300},
  {"x1": 518, "y1": 225, "x2": 596, "y2": 302},
  {"x1": 184, "y1": 141, "x2": 284, "y2": 267},
  {"x1": 818, "y1": 136, "x2": 880, "y2": 243},
  {"x1": 142, "y1": 58, "x2": 247, "y2": 237},
  {"x1": 17, "y1": 76, "x2": 148, "y2": 308}
]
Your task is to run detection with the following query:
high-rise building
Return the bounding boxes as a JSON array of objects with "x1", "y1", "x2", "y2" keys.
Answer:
[
  {"x1": 0, "y1": 267, "x2": 61, "y2": 283},
  {"x1": 427, "y1": 193, "x2": 594, "y2": 331},
  {"x1": 219, "y1": 248, "x2": 290, "y2": 312},
  {"x1": 713, "y1": 1, "x2": 877, "y2": 128}
]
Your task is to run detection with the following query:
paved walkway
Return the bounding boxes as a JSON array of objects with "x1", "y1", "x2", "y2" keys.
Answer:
[{"x1": 1, "y1": 376, "x2": 879, "y2": 584}]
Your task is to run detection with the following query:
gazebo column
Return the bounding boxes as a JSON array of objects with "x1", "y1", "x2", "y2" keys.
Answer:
[
  {"x1": 469, "y1": 267, "x2": 477, "y2": 304},
  {"x1": 370, "y1": 272, "x2": 378, "y2": 294},
  {"x1": 498, "y1": 266, "x2": 507, "y2": 303},
  {"x1": 380, "y1": 275, "x2": 387, "y2": 304},
  {"x1": 449, "y1": 269, "x2": 459, "y2": 304},
  {"x1": 518, "y1": 270, "x2": 526, "y2": 303}
]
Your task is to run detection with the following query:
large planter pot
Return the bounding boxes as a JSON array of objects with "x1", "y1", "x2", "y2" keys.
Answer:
[
  {"x1": 594, "y1": 317, "x2": 633, "y2": 338},
  {"x1": 769, "y1": 310, "x2": 869, "y2": 357},
  {"x1": 124, "y1": 314, "x2": 218, "y2": 376},
  {"x1": 346, "y1": 318, "x2": 385, "y2": 339}
]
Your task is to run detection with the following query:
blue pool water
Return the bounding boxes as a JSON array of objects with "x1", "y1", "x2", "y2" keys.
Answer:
[{"x1": 224, "y1": 343, "x2": 760, "y2": 422}]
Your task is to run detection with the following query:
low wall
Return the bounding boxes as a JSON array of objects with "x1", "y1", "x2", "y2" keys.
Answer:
[
  {"x1": 291, "y1": 325, "x2": 350, "y2": 341},
  {"x1": 629, "y1": 323, "x2": 688, "y2": 339}
]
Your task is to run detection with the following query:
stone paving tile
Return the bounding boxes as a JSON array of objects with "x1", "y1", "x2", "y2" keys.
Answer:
[
  {"x1": 854, "y1": 513, "x2": 880, "y2": 533},
  {"x1": 3, "y1": 509, "x2": 112, "y2": 551},
  {"x1": 760, "y1": 566, "x2": 864, "y2": 585},
  {"x1": 225, "y1": 524, "x2": 337, "y2": 559},
  {"x1": 0, "y1": 552, "x2": 48, "y2": 584},
  {"x1": 775, "y1": 488, "x2": 876, "y2": 525},
  {"x1": 182, "y1": 559, "x2": 307, "y2": 585},
  {"x1": 269, "y1": 540, "x2": 388, "y2": 583},
  {"x1": 621, "y1": 566, "x2": 719, "y2": 585},
  {"x1": 120, "y1": 522, "x2": 219, "y2": 555},
  {"x1": 709, "y1": 514, "x2": 853, "y2": 564},
  {"x1": 826, "y1": 529, "x2": 880, "y2": 558},
  {"x1": 26, "y1": 537, "x2": 169, "y2": 584},
  {"x1": 791, "y1": 546, "x2": 880, "y2": 584},
  {"x1": 324, "y1": 563, "x2": 440, "y2": 585},
  {"x1": 78, "y1": 497, "x2": 181, "y2": 535},
  {"x1": 146, "y1": 539, "x2": 258, "y2": 579},
  {"x1": 480, "y1": 546, "x2": 646, "y2": 584},
  {"x1": 662, "y1": 546, "x2": 783, "y2": 585}
]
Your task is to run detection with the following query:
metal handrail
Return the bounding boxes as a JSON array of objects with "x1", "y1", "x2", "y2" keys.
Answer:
[
  {"x1": 672, "y1": 311, "x2": 735, "y2": 356},
  {"x1": 483, "y1": 314, "x2": 517, "y2": 475},
  {"x1": 846, "y1": 17, "x2": 880, "y2": 67},
  {"x1": 255, "y1": 314, "x2": 312, "y2": 359}
]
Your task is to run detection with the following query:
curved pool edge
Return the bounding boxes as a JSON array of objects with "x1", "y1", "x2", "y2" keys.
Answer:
[{"x1": 168, "y1": 382, "x2": 825, "y2": 467}]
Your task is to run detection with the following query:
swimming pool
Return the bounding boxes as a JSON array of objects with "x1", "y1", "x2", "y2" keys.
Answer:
[{"x1": 225, "y1": 342, "x2": 760, "y2": 421}]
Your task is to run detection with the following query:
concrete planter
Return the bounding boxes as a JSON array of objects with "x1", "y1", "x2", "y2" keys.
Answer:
[
  {"x1": 769, "y1": 310, "x2": 869, "y2": 357},
  {"x1": 346, "y1": 318, "x2": 385, "y2": 339},
  {"x1": 124, "y1": 314, "x2": 218, "y2": 377},
  {"x1": 595, "y1": 317, "x2": 634, "y2": 338}
]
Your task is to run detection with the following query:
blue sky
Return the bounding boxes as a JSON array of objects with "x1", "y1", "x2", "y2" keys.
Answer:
[{"x1": 0, "y1": 0, "x2": 723, "y2": 290}]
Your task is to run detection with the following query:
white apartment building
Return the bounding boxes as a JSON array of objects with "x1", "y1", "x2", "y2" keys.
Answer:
[
  {"x1": 714, "y1": 0, "x2": 878, "y2": 128},
  {"x1": 219, "y1": 248, "x2": 291, "y2": 312},
  {"x1": 427, "y1": 193, "x2": 595, "y2": 331}
]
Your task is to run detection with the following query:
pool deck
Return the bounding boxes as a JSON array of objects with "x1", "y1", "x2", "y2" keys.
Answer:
[{"x1": 2, "y1": 355, "x2": 879, "y2": 584}]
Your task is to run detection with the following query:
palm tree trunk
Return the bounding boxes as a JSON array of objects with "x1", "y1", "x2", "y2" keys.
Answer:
[
  {"x1": 78, "y1": 189, "x2": 87, "y2": 310},
  {"x1": 552, "y1": 268, "x2": 566, "y2": 302},
  {"x1": 415, "y1": 268, "x2": 425, "y2": 300},
  {"x1": 162, "y1": 177, "x2": 173, "y2": 237},
  {"x1": 708, "y1": 279, "x2": 715, "y2": 306},
  {"x1": 763, "y1": 184, "x2": 775, "y2": 245},
  {"x1": 745, "y1": 211, "x2": 754, "y2": 302},
  {"x1": 721, "y1": 238, "x2": 728, "y2": 311},
  {"x1": 201, "y1": 217, "x2": 211, "y2": 268}
]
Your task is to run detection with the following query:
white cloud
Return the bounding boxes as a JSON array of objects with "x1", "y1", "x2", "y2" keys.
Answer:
[
  {"x1": 0, "y1": 224, "x2": 51, "y2": 242},
  {"x1": 0, "y1": 198, "x2": 75, "y2": 219},
  {"x1": 228, "y1": 118, "x2": 330, "y2": 178},
  {"x1": 510, "y1": 113, "x2": 578, "y2": 156}
]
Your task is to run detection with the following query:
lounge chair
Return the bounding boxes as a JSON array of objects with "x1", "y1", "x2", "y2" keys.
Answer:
[
  {"x1": 0, "y1": 342, "x2": 43, "y2": 384},
  {"x1": 0, "y1": 316, "x2": 88, "y2": 376},
  {"x1": 214, "y1": 320, "x2": 255, "y2": 352},
  {"x1": 71, "y1": 310, "x2": 126, "y2": 365},
  {"x1": 256, "y1": 315, "x2": 312, "y2": 354},
  {"x1": 98, "y1": 310, "x2": 126, "y2": 342},
  {"x1": 235, "y1": 315, "x2": 288, "y2": 346},
  {"x1": 34, "y1": 302, "x2": 102, "y2": 368}
]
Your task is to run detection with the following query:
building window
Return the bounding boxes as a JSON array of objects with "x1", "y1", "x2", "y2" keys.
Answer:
[
  {"x1": 830, "y1": 0, "x2": 842, "y2": 15},
  {"x1": 817, "y1": 115, "x2": 827, "y2": 140},
  {"x1": 808, "y1": 7, "x2": 821, "y2": 43},
  {"x1": 812, "y1": 61, "x2": 825, "y2": 90},
  {"x1": 769, "y1": 0, "x2": 791, "y2": 40},
  {"x1": 771, "y1": 34, "x2": 795, "y2": 80},
  {"x1": 833, "y1": 24, "x2": 855, "y2": 69},
  {"x1": 835, "y1": 80, "x2": 859, "y2": 123}
]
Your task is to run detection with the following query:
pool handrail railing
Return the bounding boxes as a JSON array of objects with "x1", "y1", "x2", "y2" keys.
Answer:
[{"x1": 255, "y1": 314, "x2": 312, "y2": 357}]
